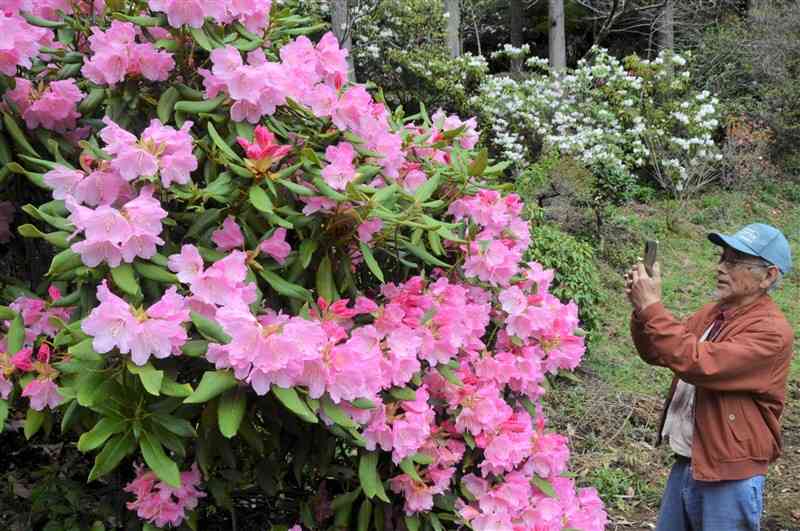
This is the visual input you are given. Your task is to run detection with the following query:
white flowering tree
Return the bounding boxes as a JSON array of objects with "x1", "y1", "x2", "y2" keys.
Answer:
[{"x1": 472, "y1": 46, "x2": 723, "y2": 202}]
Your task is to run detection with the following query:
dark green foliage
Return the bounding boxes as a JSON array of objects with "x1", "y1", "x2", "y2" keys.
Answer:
[{"x1": 526, "y1": 224, "x2": 603, "y2": 333}]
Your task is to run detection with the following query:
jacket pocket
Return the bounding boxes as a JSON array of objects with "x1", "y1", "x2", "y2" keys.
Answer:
[{"x1": 724, "y1": 397, "x2": 751, "y2": 442}]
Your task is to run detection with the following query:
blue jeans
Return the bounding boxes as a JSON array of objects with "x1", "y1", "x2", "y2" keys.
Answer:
[{"x1": 656, "y1": 458, "x2": 764, "y2": 531}]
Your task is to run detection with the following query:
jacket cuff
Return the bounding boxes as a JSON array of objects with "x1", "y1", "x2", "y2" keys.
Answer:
[{"x1": 638, "y1": 301, "x2": 667, "y2": 324}]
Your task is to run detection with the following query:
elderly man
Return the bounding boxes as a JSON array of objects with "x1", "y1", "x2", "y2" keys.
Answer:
[{"x1": 625, "y1": 223, "x2": 794, "y2": 531}]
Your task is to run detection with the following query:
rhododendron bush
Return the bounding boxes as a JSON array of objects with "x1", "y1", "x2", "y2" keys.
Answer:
[{"x1": 0, "y1": 1, "x2": 607, "y2": 529}]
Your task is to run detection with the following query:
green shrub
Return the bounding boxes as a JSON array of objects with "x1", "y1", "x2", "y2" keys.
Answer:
[{"x1": 527, "y1": 224, "x2": 604, "y2": 332}]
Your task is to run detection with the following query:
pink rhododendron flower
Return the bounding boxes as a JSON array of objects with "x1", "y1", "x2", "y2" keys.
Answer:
[
  {"x1": 82, "y1": 21, "x2": 174, "y2": 85},
  {"x1": 0, "y1": 13, "x2": 51, "y2": 75},
  {"x1": 125, "y1": 463, "x2": 206, "y2": 528},
  {"x1": 9, "y1": 293, "x2": 72, "y2": 341},
  {"x1": 21, "y1": 378, "x2": 62, "y2": 410},
  {"x1": 5, "y1": 78, "x2": 83, "y2": 132},
  {"x1": 260, "y1": 228, "x2": 291, "y2": 264},
  {"x1": 238, "y1": 125, "x2": 292, "y2": 171},
  {"x1": 212, "y1": 216, "x2": 245, "y2": 251},
  {"x1": 356, "y1": 218, "x2": 382, "y2": 244},
  {"x1": 10, "y1": 348, "x2": 33, "y2": 372},
  {"x1": 44, "y1": 164, "x2": 130, "y2": 207},
  {"x1": 321, "y1": 142, "x2": 357, "y2": 190},
  {"x1": 0, "y1": 201, "x2": 13, "y2": 243},
  {"x1": 67, "y1": 186, "x2": 167, "y2": 267},
  {"x1": 100, "y1": 117, "x2": 197, "y2": 186},
  {"x1": 0, "y1": 374, "x2": 11, "y2": 399},
  {"x1": 82, "y1": 281, "x2": 189, "y2": 365},
  {"x1": 169, "y1": 247, "x2": 256, "y2": 309},
  {"x1": 431, "y1": 108, "x2": 480, "y2": 149}
]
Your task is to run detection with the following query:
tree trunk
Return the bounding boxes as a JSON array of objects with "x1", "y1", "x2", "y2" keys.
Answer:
[
  {"x1": 657, "y1": 0, "x2": 674, "y2": 50},
  {"x1": 445, "y1": 0, "x2": 462, "y2": 58},
  {"x1": 331, "y1": 0, "x2": 356, "y2": 82},
  {"x1": 548, "y1": 0, "x2": 566, "y2": 71},
  {"x1": 509, "y1": 0, "x2": 524, "y2": 72}
]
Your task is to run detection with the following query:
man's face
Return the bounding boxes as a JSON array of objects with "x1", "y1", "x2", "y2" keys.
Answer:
[{"x1": 714, "y1": 247, "x2": 772, "y2": 305}]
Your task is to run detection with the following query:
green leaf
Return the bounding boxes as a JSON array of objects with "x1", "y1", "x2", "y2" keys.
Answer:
[
  {"x1": 183, "y1": 370, "x2": 237, "y2": 404},
  {"x1": 399, "y1": 457, "x2": 422, "y2": 483},
  {"x1": 24, "y1": 408, "x2": 45, "y2": 439},
  {"x1": 68, "y1": 338, "x2": 102, "y2": 361},
  {"x1": 359, "y1": 243, "x2": 384, "y2": 282},
  {"x1": 357, "y1": 499, "x2": 372, "y2": 531},
  {"x1": 299, "y1": 239, "x2": 318, "y2": 269},
  {"x1": 403, "y1": 241, "x2": 451, "y2": 268},
  {"x1": 437, "y1": 365, "x2": 463, "y2": 387},
  {"x1": 311, "y1": 177, "x2": 347, "y2": 201},
  {"x1": 47, "y1": 249, "x2": 83, "y2": 277},
  {"x1": 160, "y1": 376, "x2": 193, "y2": 398},
  {"x1": 88, "y1": 432, "x2": 136, "y2": 482},
  {"x1": 133, "y1": 261, "x2": 178, "y2": 284},
  {"x1": 181, "y1": 339, "x2": 209, "y2": 358},
  {"x1": 258, "y1": 269, "x2": 312, "y2": 302},
  {"x1": 126, "y1": 362, "x2": 164, "y2": 396},
  {"x1": 218, "y1": 388, "x2": 247, "y2": 438},
  {"x1": 358, "y1": 452, "x2": 390, "y2": 503},
  {"x1": 413, "y1": 173, "x2": 440, "y2": 203},
  {"x1": 405, "y1": 515, "x2": 420, "y2": 531},
  {"x1": 208, "y1": 122, "x2": 242, "y2": 162},
  {"x1": 321, "y1": 395, "x2": 357, "y2": 429},
  {"x1": 140, "y1": 431, "x2": 181, "y2": 488},
  {"x1": 277, "y1": 178, "x2": 314, "y2": 196},
  {"x1": 6, "y1": 313, "x2": 24, "y2": 354},
  {"x1": 249, "y1": 185, "x2": 274, "y2": 214},
  {"x1": 331, "y1": 487, "x2": 362, "y2": 511},
  {"x1": 185, "y1": 208, "x2": 222, "y2": 239},
  {"x1": 468, "y1": 149, "x2": 489, "y2": 177},
  {"x1": 411, "y1": 452, "x2": 434, "y2": 465},
  {"x1": 271, "y1": 385, "x2": 318, "y2": 423},
  {"x1": 152, "y1": 413, "x2": 197, "y2": 438},
  {"x1": 3, "y1": 112, "x2": 39, "y2": 157},
  {"x1": 315, "y1": 255, "x2": 337, "y2": 302},
  {"x1": 111, "y1": 263, "x2": 141, "y2": 297},
  {"x1": 190, "y1": 312, "x2": 232, "y2": 344},
  {"x1": 157, "y1": 86, "x2": 179, "y2": 124},
  {"x1": 350, "y1": 398, "x2": 376, "y2": 409},
  {"x1": 531, "y1": 475, "x2": 557, "y2": 497},
  {"x1": 189, "y1": 26, "x2": 214, "y2": 52},
  {"x1": 0, "y1": 399, "x2": 8, "y2": 432},
  {"x1": 78, "y1": 417, "x2": 127, "y2": 453},
  {"x1": 389, "y1": 387, "x2": 417, "y2": 401},
  {"x1": 174, "y1": 94, "x2": 226, "y2": 114},
  {"x1": 77, "y1": 370, "x2": 107, "y2": 407}
]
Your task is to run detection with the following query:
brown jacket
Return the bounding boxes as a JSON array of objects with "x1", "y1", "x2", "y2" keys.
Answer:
[{"x1": 630, "y1": 294, "x2": 794, "y2": 481}]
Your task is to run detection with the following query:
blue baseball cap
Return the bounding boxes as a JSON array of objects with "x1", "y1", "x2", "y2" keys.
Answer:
[{"x1": 708, "y1": 223, "x2": 792, "y2": 274}]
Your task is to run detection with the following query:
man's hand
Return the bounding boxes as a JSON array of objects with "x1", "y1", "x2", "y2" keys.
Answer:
[{"x1": 625, "y1": 262, "x2": 662, "y2": 314}]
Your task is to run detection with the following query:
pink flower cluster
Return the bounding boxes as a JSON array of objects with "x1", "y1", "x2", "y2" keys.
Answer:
[
  {"x1": 0, "y1": 11, "x2": 51, "y2": 75},
  {"x1": 10, "y1": 0, "x2": 103, "y2": 21},
  {"x1": 82, "y1": 280, "x2": 189, "y2": 365},
  {"x1": 0, "y1": 342, "x2": 61, "y2": 409},
  {"x1": 100, "y1": 117, "x2": 197, "y2": 186},
  {"x1": 65, "y1": 186, "x2": 168, "y2": 267},
  {"x1": 148, "y1": 0, "x2": 272, "y2": 32},
  {"x1": 431, "y1": 109, "x2": 480, "y2": 150},
  {"x1": 260, "y1": 228, "x2": 291, "y2": 264},
  {"x1": 82, "y1": 21, "x2": 174, "y2": 86},
  {"x1": 5, "y1": 78, "x2": 83, "y2": 133},
  {"x1": 202, "y1": 34, "x2": 405, "y2": 178},
  {"x1": 1, "y1": 288, "x2": 72, "y2": 409},
  {"x1": 168, "y1": 246, "x2": 256, "y2": 317},
  {"x1": 448, "y1": 190, "x2": 530, "y2": 286},
  {"x1": 457, "y1": 472, "x2": 606, "y2": 530},
  {"x1": 211, "y1": 216, "x2": 244, "y2": 251},
  {"x1": 9, "y1": 287, "x2": 72, "y2": 346},
  {"x1": 322, "y1": 142, "x2": 357, "y2": 190},
  {"x1": 125, "y1": 463, "x2": 206, "y2": 528},
  {"x1": 238, "y1": 125, "x2": 291, "y2": 173}
]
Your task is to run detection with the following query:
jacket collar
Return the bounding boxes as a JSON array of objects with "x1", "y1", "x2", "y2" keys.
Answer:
[{"x1": 712, "y1": 293, "x2": 772, "y2": 322}]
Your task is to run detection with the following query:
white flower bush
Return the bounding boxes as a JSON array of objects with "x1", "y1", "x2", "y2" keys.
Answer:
[{"x1": 471, "y1": 47, "x2": 723, "y2": 199}]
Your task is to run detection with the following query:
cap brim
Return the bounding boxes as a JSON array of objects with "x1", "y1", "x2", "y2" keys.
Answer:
[{"x1": 708, "y1": 232, "x2": 759, "y2": 257}]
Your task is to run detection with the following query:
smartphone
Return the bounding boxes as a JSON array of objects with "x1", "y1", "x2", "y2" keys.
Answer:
[{"x1": 644, "y1": 240, "x2": 658, "y2": 276}]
